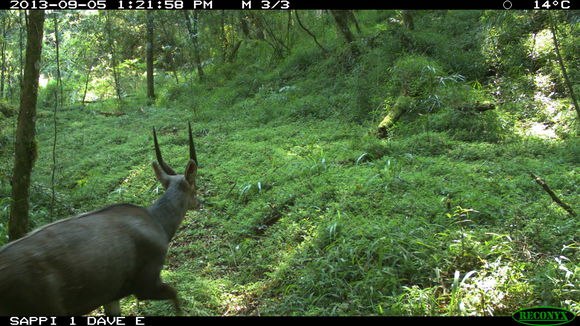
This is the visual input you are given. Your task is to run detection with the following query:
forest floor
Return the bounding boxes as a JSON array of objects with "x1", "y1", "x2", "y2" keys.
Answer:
[{"x1": 4, "y1": 99, "x2": 572, "y2": 316}]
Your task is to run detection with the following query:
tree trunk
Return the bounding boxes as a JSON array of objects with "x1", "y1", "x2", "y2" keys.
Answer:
[
  {"x1": 219, "y1": 10, "x2": 228, "y2": 62},
  {"x1": 81, "y1": 65, "x2": 93, "y2": 104},
  {"x1": 248, "y1": 12, "x2": 265, "y2": 41},
  {"x1": 238, "y1": 12, "x2": 250, "y2": 38},
  {"x1": 9, "y1": 10, "x2": 45, "y2": 241},
  {"x1": 260, "y1": 15, "x2": 289, "y2": 57},
  {"x1": 346, "y1": 10, "x2": 361, "y2": 33},
  {"x1": 183, "y1": 11, "x2": 205, "y2": 82},
  {"x1": 402, "y1": 10, "x2": 414, "y2": 31},
  {"x1": 330, "y1": 10, "x2": 359, "y2": 55},
  {"x1": 158, "y1": 14, "x2": 179, "y2": 84},
  {"x1": 0, "y1": 14, "x2": 10, "y2": 99},
  {"x1": 286, "y1": 11, "x2": 293, "y2": 51},
  {"x1": 53, "y1": 13, "x2": 63, "y2": 104},
  {"x1": 18, "y1": 11, "x2": 25, "y2": 86},
  {"x1": 227, "y1": 40, "x2": 242, "y2": 62},
  {"x1": 146, "y1": 11, "x2": 155, "y2": 103},
  {"x1": 51, "y1": 12, "x2": 62, "y2": 219},
  {"x1": 549, "y1": 13, "x2": 579, "y2": 121},
  {"x1": 105, "y1": 13, "x2": 122, "y2": 102}
]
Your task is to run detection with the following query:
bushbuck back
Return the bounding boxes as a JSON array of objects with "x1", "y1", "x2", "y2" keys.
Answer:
[{"x1": 0, "y1": 124, "x2": 200, "y2": 316}]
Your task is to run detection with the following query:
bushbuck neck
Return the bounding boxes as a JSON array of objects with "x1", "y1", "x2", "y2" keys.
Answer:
[{"x1": 148, "y1": 173, "x2": 197, "y2": 241}]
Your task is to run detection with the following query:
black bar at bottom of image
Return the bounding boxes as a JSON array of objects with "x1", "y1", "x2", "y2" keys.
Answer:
[{"x1": 1, "y1": 316, "x2": 519, "y2": 326}]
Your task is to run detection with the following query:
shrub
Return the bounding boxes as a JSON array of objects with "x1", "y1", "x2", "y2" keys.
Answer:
[
  {"x1": 388, "y1": 55, "x2": 446, "y2": 98},
  {"x1": 423, "y1": 108, "x2": 509, "y2": 142}
]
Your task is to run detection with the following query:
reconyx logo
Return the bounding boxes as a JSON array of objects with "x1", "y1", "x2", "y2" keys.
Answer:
[{"x1": 512, "y1": 307, "x2": 576, "y2": 326}]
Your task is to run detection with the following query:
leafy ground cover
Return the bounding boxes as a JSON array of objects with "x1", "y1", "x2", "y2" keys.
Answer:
[
  {"x1": 0, "y1": 10, "x2": 577, "y2": 316},
  {"x1": 1, "y1": 97, "x2": 576, "y2": 316}
]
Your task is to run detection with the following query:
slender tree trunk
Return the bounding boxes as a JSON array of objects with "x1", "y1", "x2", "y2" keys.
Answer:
[
  {"x1": 0, "y1": 41, "x2": 5, "y2": 99},
  {"x1": 183, "y1": 11, "x2": 204, "y2": 82},
  {"x1": 146, "y1": 11, "x2": 155, "y2": 103},
  {"x1": 261, "y1": 15, "x2": 289, "y2": 56},
  {"x1": 191, "y1": 11, "x2": 204, "y2": 81},
  {"x1": 248, "y1": 13, "x2": 265, "y2": 41},
  {"x1": 105, "y1": 13, "x2": 122, "y2": 102},
  {"x1": 9, "y1": 10, "x2": 45, "y2": 241},
  {"x1": 238, "y1": 12, "x2": 250, "y2": 38},
  {"x1": 51, "y1": 13, "x2": 62, "y2": 220},
  {"x1": 53, "y1": 14, "x2": 63, "y2": 104},
  {"x1": 549, "y1": 14, "x2": 579, "y2": 121},
  {"x1": 246, "y1": 13, "x2": 278, "y2": 55},
  {"x1": 0, "y1": 15, "x2": 10, "y2": 99},
  {"x1": 18, "y1": 11, "x2": 25, "y2": 86},
  {"x1": 158, "y1": 15, "x2": 179, "y2": 83},
  {"x1": 286, "y1": 11, "x2": 292, "y2": 50},
  {"x1": 219, "y1": 10, "x2": 227, "y2": 62},
  {"x1": 227, "y1": 40, "x2": 242, "y2": 62},
  {"x1": 82, "y1": 64, "x2": 92, "y2": 104}
]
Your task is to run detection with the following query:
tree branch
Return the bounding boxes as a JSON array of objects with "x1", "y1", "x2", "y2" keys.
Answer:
[
  {"x1": 530, "y1": 172, "x2": 576, "y2": 217},
  {"x1": 294, "y1": 11, "x2": 328, "y2": 54}
]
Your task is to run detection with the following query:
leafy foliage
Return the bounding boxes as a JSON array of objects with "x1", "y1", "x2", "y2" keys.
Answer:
[{"x1": 0, "y1": 10, "x2": 578, "y2": 316}]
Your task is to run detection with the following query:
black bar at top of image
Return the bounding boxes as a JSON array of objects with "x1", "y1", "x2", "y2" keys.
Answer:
[
  {"x1": 0, "y1": 0, "x2": 576, "y2": 10},
  {"x1": 235, "y1": 0, "x2": 576, "y2": 10}
]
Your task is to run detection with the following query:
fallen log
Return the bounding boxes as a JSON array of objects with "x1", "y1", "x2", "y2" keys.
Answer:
[
  {"x1": 97, "y1": 111, "x2": 126, "y2": 117},
  {"x1": 377, "y1": 96, "x2": 412, "y2": 139},
  {"x1": 530, "y1": 172, "x2": 576, "y2": 217},
  {"x1": 455, "y1": 102, "x2": 496, "y2": 113}
]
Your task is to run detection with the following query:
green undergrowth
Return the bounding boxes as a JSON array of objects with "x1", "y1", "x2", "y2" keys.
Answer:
[
  {"x1": 0, "y1": 10, "x2": 578, "y2": 317},
  {"x1": 1, "y1": 100, "x2": 577, "y2": 316}
]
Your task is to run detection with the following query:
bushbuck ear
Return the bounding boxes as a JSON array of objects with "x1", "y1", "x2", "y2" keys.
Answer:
[
  {"x1": 152, "y1": 161, "x2": 171, "y2": 189},
  {"x1": 184, "y1": 159, "x2": 197, "y2": 186}
]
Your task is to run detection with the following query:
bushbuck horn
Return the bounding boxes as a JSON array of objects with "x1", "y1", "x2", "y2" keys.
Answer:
[
  {"x1": 153, "y1": 127, "x2": 177, "y2": 175},
  {"x1": 188, "y1": 122, "x2": 198, "y2": 166}
]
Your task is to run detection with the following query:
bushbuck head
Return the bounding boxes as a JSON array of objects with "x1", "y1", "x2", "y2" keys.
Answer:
[{"x1": 152, "y1": 122, "x2": 201, "y2": 212}]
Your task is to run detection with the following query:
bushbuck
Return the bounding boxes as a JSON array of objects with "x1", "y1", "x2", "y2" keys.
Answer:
[{"x1": 0, "y1": 123, "x2": 200, "y2": 316}]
